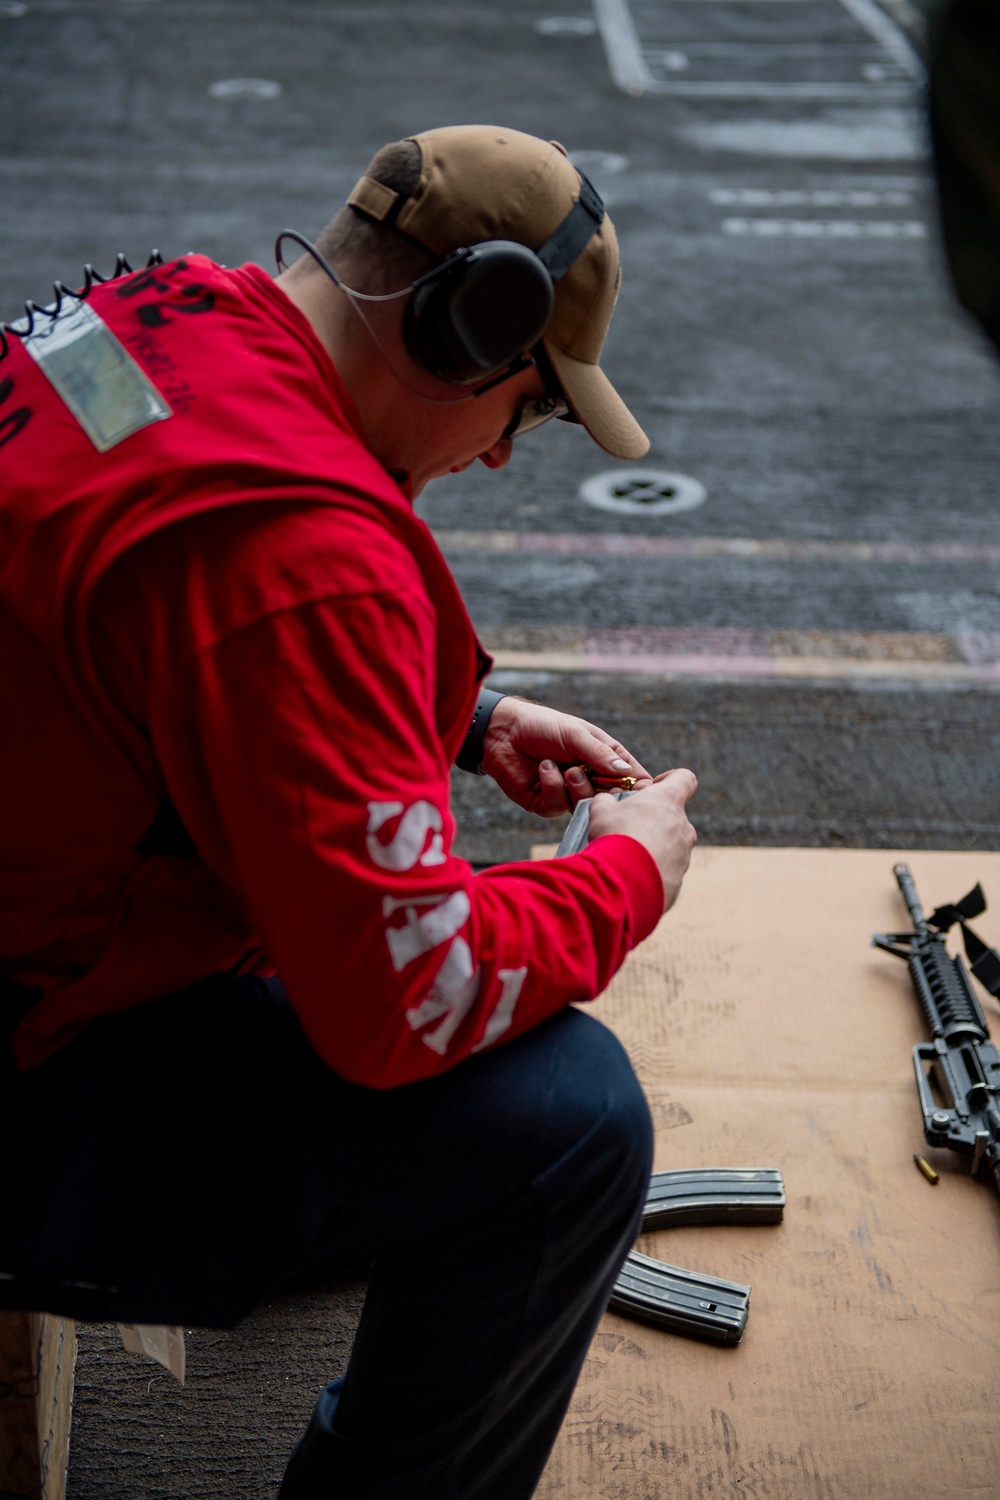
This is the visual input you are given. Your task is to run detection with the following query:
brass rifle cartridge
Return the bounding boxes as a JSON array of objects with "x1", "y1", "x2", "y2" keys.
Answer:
[
  {"x1": 581, "y1": 765, "x2": 637, "y2": 791},
  {"x1": 913, "y1": 1153, "x2": 940, "y2": 1185}
]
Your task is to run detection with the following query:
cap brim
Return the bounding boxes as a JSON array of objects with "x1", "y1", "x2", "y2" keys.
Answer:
[{"x1": 544, "y1": 341, "x2": 649, "y2": 461}]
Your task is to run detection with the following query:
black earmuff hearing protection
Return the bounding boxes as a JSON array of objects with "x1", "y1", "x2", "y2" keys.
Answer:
[
  {"x1": 403, "y1": 241, "x2": 555, "y2": 385},
  {"x1": 276, "y1": 173, "x2": 605, "y2": 390},
  {"x1": 401, "y1": 172, "x2": 605, "y2": 385}
]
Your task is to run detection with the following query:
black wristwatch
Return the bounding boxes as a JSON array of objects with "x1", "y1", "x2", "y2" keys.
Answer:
[{"x1": 455, "y1": 689, "x2": 506, "y2": 774}]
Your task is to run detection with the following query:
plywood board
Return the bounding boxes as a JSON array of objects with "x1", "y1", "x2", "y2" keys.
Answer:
[
  {"x1": 531, "y1": 847, "x2": 1000, "y2": 1500},
  {"x1": 0, "y1": 1312, "x2": 76, "y2": 1500}
]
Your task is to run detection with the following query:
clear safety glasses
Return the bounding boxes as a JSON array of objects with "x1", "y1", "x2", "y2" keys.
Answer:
[
  {"x1": 500, "y1": 339, "x2": 575, "y2": 440},
  {"x1": 501, "y1": 391, "x2": 571, "y2": 441}
]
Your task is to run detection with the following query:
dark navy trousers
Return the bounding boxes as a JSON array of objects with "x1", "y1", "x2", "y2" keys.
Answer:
[{"x1": 2, "y1": 975, "x2": 653, "y2": 1499}]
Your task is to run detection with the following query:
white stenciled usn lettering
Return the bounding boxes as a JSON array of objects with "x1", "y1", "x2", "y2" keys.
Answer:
[
  {"x1": 405, "y1": 938, "x2": 481, "y2": 1055},
  {"x1": 366, "y1": 800, "x2": 447, "y2": 871},
  {"x1": 472, "y1": 967, "x2": 528, "y2": 1052},
  {"x1": 378, "y1": 869, "x2": 530, "y2": 1059},
  {"x1": 381, "y1": 889, "x2": 480, "y2": 1054},
  {"x1": 382, "y1": 891, "x2": 471, "y2": 972}
]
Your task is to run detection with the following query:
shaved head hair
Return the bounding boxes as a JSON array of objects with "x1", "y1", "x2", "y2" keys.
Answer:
[{"x1": 309, "y1": 141, "x2": 441, "y2": 294}]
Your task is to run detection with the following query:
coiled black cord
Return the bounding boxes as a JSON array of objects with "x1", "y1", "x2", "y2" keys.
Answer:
[{"x1": 0, "y1": 250, "x2": 164, "y2": 361}]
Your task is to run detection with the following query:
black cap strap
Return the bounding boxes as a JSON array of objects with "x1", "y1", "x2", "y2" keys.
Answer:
[{"x1": 536, "y1": 173, "x2": 605, "y2": 283}]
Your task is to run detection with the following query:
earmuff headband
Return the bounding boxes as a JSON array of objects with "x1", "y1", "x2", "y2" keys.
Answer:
[{"x1": 348, "y1": 169, "x2": 605, "y2": 285}]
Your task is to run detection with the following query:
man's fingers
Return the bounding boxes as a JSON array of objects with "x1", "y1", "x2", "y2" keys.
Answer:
[
  {"x1": 565, "y1": 730, "x2": 651, "y2": 784},
  {"x1": 663, "y1": 767, "x2": 698, "y2": 800},
  {"x1": 593, "y1": 750, "x2": 652, "y2": 782},
  {"x1": 536, "y1": 758, "x2": 571, "y2": 816},
  {"x1": 564, "y1": 765, "x2": 595, "y2": 803},
  {"x1": 575, "y1": 752, "x2": 650, "y2": 790},
  {"x1": 648, "y1": 767, "x2": 697, "y2": 800},
  {"x1": 585, "y1": 770, "x2": 698, "y2": 915}
]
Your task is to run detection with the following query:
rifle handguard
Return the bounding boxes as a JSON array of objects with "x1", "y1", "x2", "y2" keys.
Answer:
[{"x1": 610, "y1": 1168, "x2": 786, "y2": 1344}]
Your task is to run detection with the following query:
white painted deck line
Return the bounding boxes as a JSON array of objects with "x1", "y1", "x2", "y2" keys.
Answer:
[
  {"x1": 433, "y1": 532, "x2": 1000, "y2": 565},
  {"x1": 592, "y1": 0, "x2": 658, "y2": 94},
  {"x1": 640, "y1": 39, "x2": 908, "y2": 54},
  {"x1": 616, "y1": 79, "x2": 914, "y2": 99},
  {"x1": 835, "y1": 0, "x2": 926, "y2": 78},
  {"x1": 722, "y1": 217, "x2": 926, "y2": 236},
  {"x1": 488, "y1": 651, "x2": 1000, "y2": 683},
  {"x1": 710, "y1": 188, "x2": 915, "y2": 206},
  {"x1": 634, "y1": 0, "x2": 837, "y2": 4},
  {"x1": 594, "y1": 0, "x2": 922, "y2": 96}
]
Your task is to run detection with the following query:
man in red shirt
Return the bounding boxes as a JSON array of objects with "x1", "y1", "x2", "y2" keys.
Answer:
[{"x1": 0, "y1": 126, "x2": 697, "y2": 1497}]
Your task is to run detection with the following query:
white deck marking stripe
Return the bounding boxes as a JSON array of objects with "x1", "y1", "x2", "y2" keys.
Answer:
[
  {"x1": 835, "y1": 0, "x2": 926, "y2": 78},
  {"x1": 433, "y1": 532, "x2": 1000, "y2": 564},
  {"x1": 488, "y1": 652, "x2": 1000, "y2": 684},
  {"x1": 617, "y1": 80, "x2": 914, "y2": 99},
  {"x1": 594, "y1": 0, "x2": 921, "y2": 96},
  {"x1": 633, "y1": 0, "x2": 841, "y2": 4},
  {"x1": 592, "y1": 0, "x2": 657, "y2": 94},
  {"x1": 710, "y1": 188, "x2": 915, "y2": 206},
  {"x1": 641, "y1": 40, "x2": 905, "y2": 53},
  {"x1": 723, "y1": 217, "x2": 926, "y2": 236}
]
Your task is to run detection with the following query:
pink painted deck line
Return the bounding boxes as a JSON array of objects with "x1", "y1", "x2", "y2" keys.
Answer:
[
  {"x1": 581, "y1": 652, "x2": 778, "y2": 676},
  {"x1": 484, "y1": 626, "x2": 1000, "y2": 670},
  {"x1": 874, "y1": 541, "x2": 1000, "y2": 564},
  {"x1": 964, "y1": 660, "x2": 1000, "y2": 680},
  {"x1": 581, "y1": 626, "x2": 1000, "y2": 663},
  {"x1": 435, "y1": 530, "x2": 1000, "y2": 565},
  {"x1": 958, "y1": 632, "x2": 1000, "y2": 665},
  {"x1": 488, "y1": 625, "x2": 1000, "y2": 676}
]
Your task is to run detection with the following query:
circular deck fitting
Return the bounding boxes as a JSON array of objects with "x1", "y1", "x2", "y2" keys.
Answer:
[
  {"x1": 208, "y1": 78, "x2": 283, "y2": 100},
  {"x1": 535, "y1": 16, "x2": 597, "y2": 34},
  {"x1": 579, "y1": 468, "x2": 707, "y2": 517}
]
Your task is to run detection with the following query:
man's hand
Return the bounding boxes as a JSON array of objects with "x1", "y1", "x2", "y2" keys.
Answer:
[
  {"x1": 588, "y1": 770, "x2": 698, "y2": 915},
  {"x1": 481, "y1": 698, "x2": 652, "y2": 817}
]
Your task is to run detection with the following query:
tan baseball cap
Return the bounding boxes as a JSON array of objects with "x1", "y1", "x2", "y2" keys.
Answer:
[{"x1": 346, "y1": 125, "x2": 649, "y2": 460}]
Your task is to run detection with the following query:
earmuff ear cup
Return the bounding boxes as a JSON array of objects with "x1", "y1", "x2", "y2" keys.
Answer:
[{"x1": 403, "y1": 240, "x2": 555, "y2": 383}]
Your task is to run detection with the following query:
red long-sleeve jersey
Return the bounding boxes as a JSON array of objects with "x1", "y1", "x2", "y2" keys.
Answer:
[{"x1": 1, "y1": 254, "x2": 662, "y2": 1085}]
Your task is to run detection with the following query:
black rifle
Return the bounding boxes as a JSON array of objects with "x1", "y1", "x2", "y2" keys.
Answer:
[{"x1": 873, "y1": 863, "x2": 1000, "y2": 1193}]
